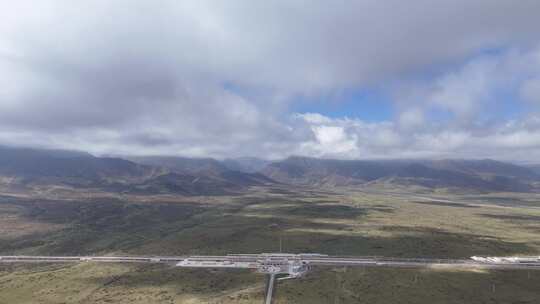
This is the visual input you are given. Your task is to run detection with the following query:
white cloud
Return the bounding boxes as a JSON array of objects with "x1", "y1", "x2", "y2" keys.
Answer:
[
  {"x1": 415, "y1": 131, "x2": 471, "y2": 151},
  {"x1": 294, "y1": 113, "x2": 540, "y2": 161},
  {"x1": 296, "y1": 113, "x2": 333, "y2": 124},
  {"x1": 0, "y1": 1, "x2": 540, "y2": 161},
  {"x1": 520, "y1": 77, "x2": 540, "y2": 104},
  {"x1": 391, "y1": 46, "x2": 540, "y2": 128},
  {"x1": 302, "y1": 125, "x2": 357, "y2": 157},
  {"x1": 399, "y1": 108, "x2": 424, "y2": 129},
  {"x1": 429, "y1": 58, "x2": 496, "y2": 119}
]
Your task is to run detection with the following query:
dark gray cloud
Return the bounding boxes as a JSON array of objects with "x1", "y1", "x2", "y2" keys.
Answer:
[{"x1": 1, "y1": 1, "x2": 540, "y2": 160}]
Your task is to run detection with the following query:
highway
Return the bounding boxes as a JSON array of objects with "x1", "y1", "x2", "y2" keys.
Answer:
[
  {"x1": 3, "y1": 253, "x2": 540, "y2": 303},
  {"x1": 2, "y1": 253, "x2": 540, "y2": 272}
]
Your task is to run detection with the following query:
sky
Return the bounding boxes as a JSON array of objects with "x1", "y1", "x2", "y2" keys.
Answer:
[{"x1": 1, "y1": 0, "x2": 540, "y2": 161}]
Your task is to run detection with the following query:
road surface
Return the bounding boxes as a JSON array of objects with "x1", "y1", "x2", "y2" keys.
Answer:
[
  {"x1": 2, "y1": 254, "x2": 540, "y2": 271},
  {"x1": 3, "y1": 253, "x2": 539, "y2": 303},
  {"x1": 264, "y1": 274, "x2": 277, "y2": 304}
]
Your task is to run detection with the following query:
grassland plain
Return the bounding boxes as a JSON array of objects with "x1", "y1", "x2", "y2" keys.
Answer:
[{"x1": 0, "y1": 186, "x2": 540, "y2": 303}]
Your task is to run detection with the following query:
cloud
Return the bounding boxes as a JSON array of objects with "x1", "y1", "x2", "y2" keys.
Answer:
[
  {"x1": 520, "y1": 77, "x2": 540, "y2": 104},
  {"x1": 399, "y1": 108, "x2": 424, "y2": 129},
  {"x1": 393, "y1": 46, "x2": 540, "y2": 125},
  {"x1": 297, "y1": 113, "x2": 333, "y2": 124},
  {"x1": 0, "y1": 1, "x2": 540, "y2": 160},
  {"x1": 309, "y1": 125, "x2": 357, "y2": 156},
  {"x1": 295, "y1": 113, "x2": 540, "y2": 160},
  {"x1": 428, "y1": 57, "x2": 496, "y2": 119}
]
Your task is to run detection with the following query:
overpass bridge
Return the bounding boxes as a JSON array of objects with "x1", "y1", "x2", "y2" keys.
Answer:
[{"x1": 2, "y1": 253, "x2": 540, "y2": 303}]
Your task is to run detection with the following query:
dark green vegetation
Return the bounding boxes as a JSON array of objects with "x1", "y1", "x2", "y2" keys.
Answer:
[
  {"x1": 1, "y1": 146, "x2": 540, "y2": 303},
  {"x1": 1, "y1": 186, "x2": 540, "y2": 303}
]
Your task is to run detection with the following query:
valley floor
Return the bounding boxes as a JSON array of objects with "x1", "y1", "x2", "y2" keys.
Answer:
[{"x1": 1, "y1": 185, "x2": 540, "y2": 303}]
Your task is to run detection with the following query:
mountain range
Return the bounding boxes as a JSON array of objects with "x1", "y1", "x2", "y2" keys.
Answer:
[
  {"x1": 1, "y1": 146, "x2": 539, "y2": 194},
  {"x1": 262, "y1": 156, "x2": 540, "y2": 192},
  {"x1": 527, "y1": 164, "x2": 540, "y2": 175},
  {"x1": 0, "y1": 147, "x2": 273, "y2": 195}
]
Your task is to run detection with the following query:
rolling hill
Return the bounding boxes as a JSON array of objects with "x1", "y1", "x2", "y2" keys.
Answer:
[
  {"x1": 125, "y1": 156, "x2": 228, "y2": 174},
  {"x1": 0, "y1": 146, "x2": 157, "y2": 186},
  {"x1": 261, "y1": 156, "x2": 540, "y2": 192},
  {"x1": 527, "y1": 164, "x2": 540, "y2": 175},
  {"x1": 0, "y1": 147, "x2": 272, "y2": 195},
  {"x1": 2, "y1": 147, "x2": 538, "y2": 194},
  {"x1": 222, "y1": 157, "x2": 271, "y2": 173},
  {"x1": 124, "y1": 156, "x2": 274, "y2": 192}
]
